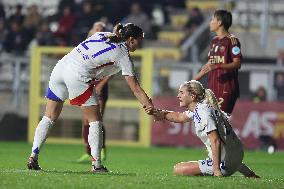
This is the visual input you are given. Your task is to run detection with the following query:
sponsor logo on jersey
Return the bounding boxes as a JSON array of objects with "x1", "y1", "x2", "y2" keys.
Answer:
[
  {"x1": 208, "y1": 55, "x2": 224, "y2": 64},
  {"x1": 232, "y1": 46, "x2": 240, "y2": 55}
]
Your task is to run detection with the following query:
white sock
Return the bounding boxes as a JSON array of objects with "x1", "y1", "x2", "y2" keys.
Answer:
[
  {"x1": 238, "y1": 162, "x2": 254, "y2": 176},
  {"x1": 30, "y1": 116, "x2": 54, "y2": 160},
  {"x1": 88, "y1": 121, "x2": 103, "y2": 168}
]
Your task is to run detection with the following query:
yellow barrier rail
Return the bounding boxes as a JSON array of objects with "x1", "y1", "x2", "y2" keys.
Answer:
[{"x1": 28, "y1": 46, "x2": 154, "y2": 147}]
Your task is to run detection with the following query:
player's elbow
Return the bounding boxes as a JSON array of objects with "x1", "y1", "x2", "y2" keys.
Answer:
[
  {"x1": 237, "y1": 63, "x2": 241, "y2": 69},
  {"x1": 235, "y1": 61, "x2": 241, "y2": 69}
]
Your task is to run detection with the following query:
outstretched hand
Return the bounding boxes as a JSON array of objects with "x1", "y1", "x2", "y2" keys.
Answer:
[
  {"x1": 143, "y1": 106, "x2": 155, "y2": 115},
  {"x1": 143, "y1": 106, "x2": 165, "y2": 121}
]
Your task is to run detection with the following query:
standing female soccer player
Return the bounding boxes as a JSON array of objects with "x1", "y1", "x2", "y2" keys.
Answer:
[
  {"x1": 144, "y1": 80, "x2": 259, "y2": 177},
  {"x1": 27, "y1": 23, "x2": 153, "y2": 173},
  {"x1": 77, "y1": 21, "x2": 110, "y2": 163},
  {"x1": 194, "y1": 10, "x2": 241, "y2": 114}
]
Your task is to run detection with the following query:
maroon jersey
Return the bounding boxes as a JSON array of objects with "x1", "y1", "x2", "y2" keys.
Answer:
[{"x1": 207, "y1": 34, "x2": 242, "y2": 113}]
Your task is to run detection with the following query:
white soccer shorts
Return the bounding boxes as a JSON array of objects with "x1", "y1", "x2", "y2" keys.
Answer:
[{"x1": 46, "y1": 60, "x2": 99, "y2": 106}]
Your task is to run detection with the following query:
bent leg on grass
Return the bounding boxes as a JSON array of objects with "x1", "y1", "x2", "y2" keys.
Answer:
[{"x1": 174, "y1": 161, "x2": 202, "y2": 176}]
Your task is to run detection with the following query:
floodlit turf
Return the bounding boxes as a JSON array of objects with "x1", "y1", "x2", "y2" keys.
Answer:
[{"x1": 0, "y1": 142, "x2": 283, "y2": 189}]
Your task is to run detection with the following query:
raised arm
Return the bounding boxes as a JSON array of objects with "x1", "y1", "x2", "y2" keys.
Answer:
[
  {"x1": 194, "y1": 57, "x2": 241, "y2": 81},
  {"x1": 201, "y1": 57, "x2": 241, "y2": 75},
  {"x1": 125, "y1": 75, "x2": 153, "y2": 107},
  {"x1": 144, "y1": 106, "x2": 191, "y2": 123},
  {"x1": 164, "y1": 111, "x2": 191, "y2": 123},
  {"x1": 215, "y1": 58, "x2": 241, "y2": 70}
]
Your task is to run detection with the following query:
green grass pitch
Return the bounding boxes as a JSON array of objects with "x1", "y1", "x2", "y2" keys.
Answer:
[{"x1": 0, "y1": 142, "x2": 283, "y2": 189}]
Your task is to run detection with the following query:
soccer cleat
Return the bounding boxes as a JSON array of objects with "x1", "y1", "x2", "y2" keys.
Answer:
[
  {"x1": 76, "y1": 148, "x2": 107, "y2": 163},
  {"x1": 91, "y1": 165, "x2": 109, "y2": 173},
  {"x1": 246, "y1": 171, "x2": 260, "y2": 178},
  {"x1": 27, "y1": 157, "x2": 42, "y2": 170},
  {"x1": 76, "y1": 153, "x2": 91, "y2": 163}
]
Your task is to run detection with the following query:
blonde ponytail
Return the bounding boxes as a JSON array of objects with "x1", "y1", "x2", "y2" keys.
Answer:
[
  {"x1": 204, "y1": 89, "x2": 220, "y2": 110},
  {"x1": 204, "y1": 89, "x2": 230, "y2": 119},
  {"x1": 183, "y1": 80, "x2": 229, "y2": 120},
  {"x1": 204, "y1": 90, "x2": 243, "y2": 148},
  {"x1": 204, "y1": 89, "x2": 232, "y2": 143}
]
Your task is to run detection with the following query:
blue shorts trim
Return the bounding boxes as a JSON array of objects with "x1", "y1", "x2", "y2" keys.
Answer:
[{"x1": 45, "y1": 87, "x2": 63, "y2": 101}]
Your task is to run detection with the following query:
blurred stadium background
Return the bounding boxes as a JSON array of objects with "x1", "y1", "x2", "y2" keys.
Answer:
[{"x1": 0, "y1": 0, "x2": 284, "y2": 174}]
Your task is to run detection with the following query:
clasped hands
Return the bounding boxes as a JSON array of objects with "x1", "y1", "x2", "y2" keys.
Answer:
[{"x1": 143, "y1": 106, "x2": 166, "y2": 122}]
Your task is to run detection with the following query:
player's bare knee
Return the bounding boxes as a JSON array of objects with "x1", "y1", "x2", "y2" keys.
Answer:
[
  {"x1": 82, "y1": 118, "x2": 89, "y2": 126},
  {"x1": 173, "y1": 162, "x2": 182, "y2": 172},
  {"x1": 44, "y1": 112, "x2": 59, "y2": 122},
  {"x1": 174, "y1": 168, "x2": 191, "y2": 176},
  {"x1": 173, "y1": 164, "x2": 189, "y2": 175},
  {"x1": 173, "y1": 165, "x2": 178, "y2": 174}
]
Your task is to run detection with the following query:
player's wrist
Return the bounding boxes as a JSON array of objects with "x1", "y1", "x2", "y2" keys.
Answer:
[
  {"x1": 214, "y1": 170, "x2": 223, "y2": 177},
  {"x1": 213, "y1": 166, "x2": 221, "y2": 170},
  {"x1": 215, "y1": 64, "x2": 222, "y2": 69},
  {"x1": 159, "y1": 110, "x2": 168, "y2": 120}
]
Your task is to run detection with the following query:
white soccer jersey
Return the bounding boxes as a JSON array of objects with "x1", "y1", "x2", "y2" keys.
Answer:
[
  {"x1": 185, "y1": 103, "x2": 244, "y2": 175},
  {"x1": 185, "y1": 103, "x2": 226, "y2": 160},
  {"x1": 47, "y1": 32, "x2": 136, "y2": 106},
  {"x1": 61, "y1": 32, "x2": 135, "y2": 82}
]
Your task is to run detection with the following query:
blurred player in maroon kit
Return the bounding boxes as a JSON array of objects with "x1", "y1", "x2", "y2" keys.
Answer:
[
  {"x1": 194, "y1": 10, "x2": 242, "y2": 114},
  {"x1": 77, "y1": 22, "x2": 109, "y2": 162}
]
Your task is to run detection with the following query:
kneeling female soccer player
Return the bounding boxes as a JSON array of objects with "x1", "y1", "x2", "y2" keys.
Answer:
[{"x1": 144, "y1": 80, "x2": 259, "y2": 177}]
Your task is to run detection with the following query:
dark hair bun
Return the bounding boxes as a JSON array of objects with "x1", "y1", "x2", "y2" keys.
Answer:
[
  {"x1": 107, "y1": 23, "x2": 143, "y2": 43},
  {"x1": 113, "y1": 23, "x2": 123, "y2": 35}
]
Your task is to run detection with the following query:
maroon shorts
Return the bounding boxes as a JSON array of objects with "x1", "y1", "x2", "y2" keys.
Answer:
[{"x1": 215, "y1": 91, "x2": 238, "y2": 114}]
